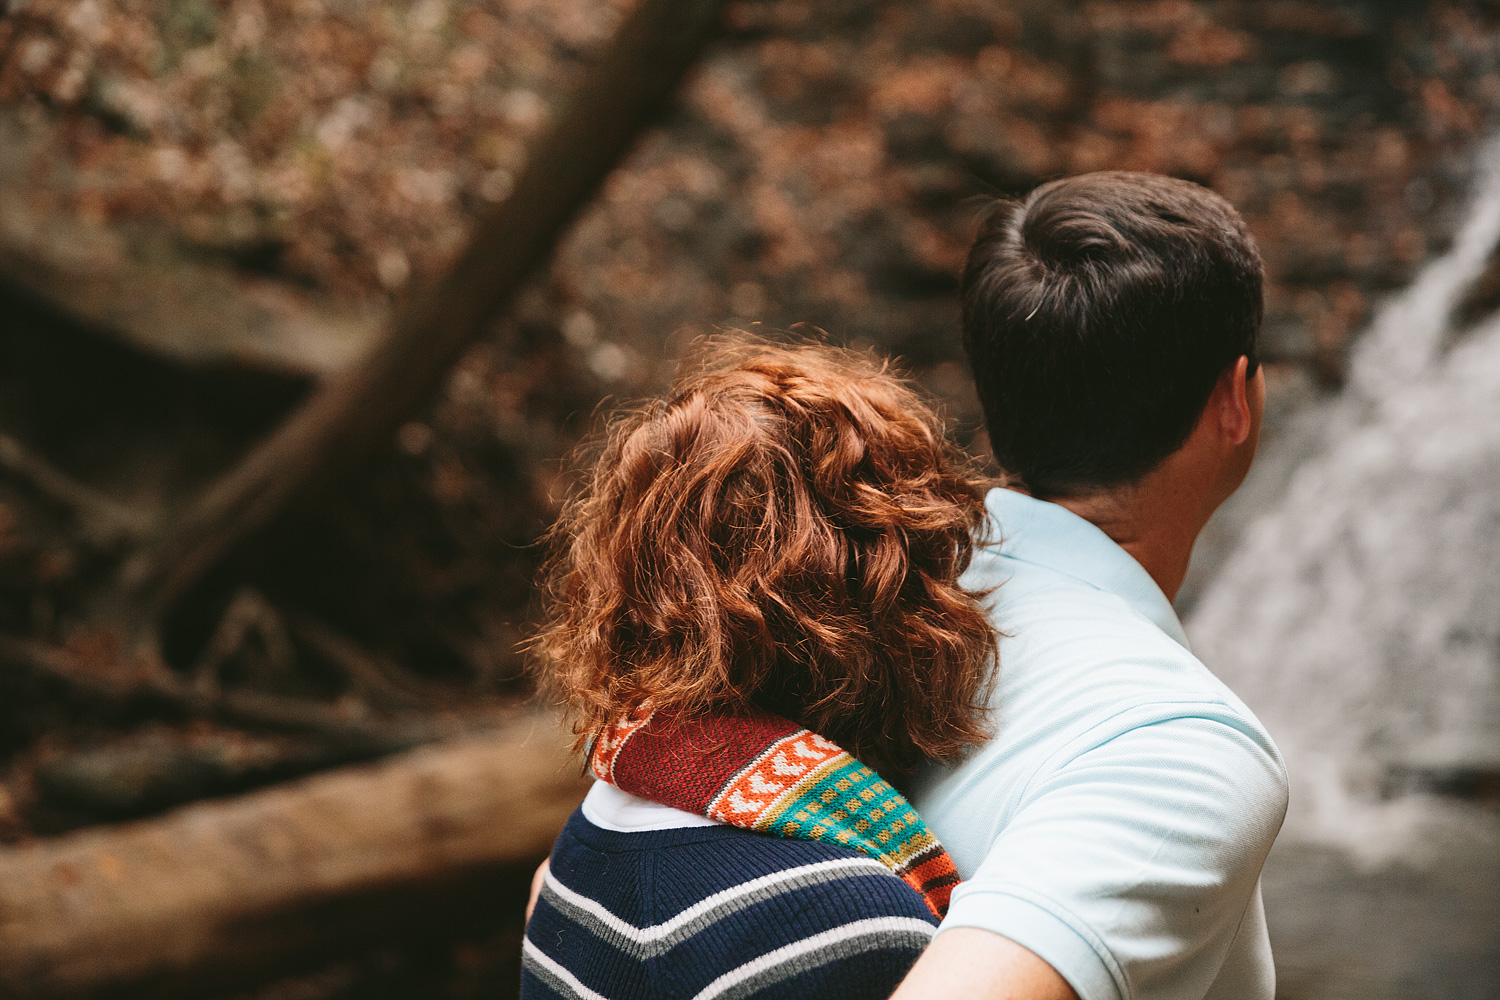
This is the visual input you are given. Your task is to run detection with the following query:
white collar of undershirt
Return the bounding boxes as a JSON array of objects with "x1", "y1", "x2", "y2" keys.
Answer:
[{"x1": 580, "y1": 780, "x2": 724, "y2": 832}]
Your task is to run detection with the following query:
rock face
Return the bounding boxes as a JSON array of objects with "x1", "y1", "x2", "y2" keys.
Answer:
[{"x1": 1188, "y1": 137, "x2": 1500, "y2": 853}]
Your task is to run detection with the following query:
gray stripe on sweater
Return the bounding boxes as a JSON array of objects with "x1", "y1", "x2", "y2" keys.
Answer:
[
  {"x1": 539, "y1": 861, "x2": 900, "y2": 959},
  {"x1": 692, "y1": 919, "x2": 936, "y2": 1000},
  {"x1": 522, "y1": 939, "x2": 609, "y2": 1000}
]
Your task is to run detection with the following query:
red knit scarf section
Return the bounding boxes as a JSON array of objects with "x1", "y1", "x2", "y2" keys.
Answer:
[{"x1": 590, "y1": 705, "x2": 961, "y2": 918}]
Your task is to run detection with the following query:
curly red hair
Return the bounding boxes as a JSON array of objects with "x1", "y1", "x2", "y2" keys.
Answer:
[{"x1": 531, "y1": 337, "x2": 997, "y2": 773}]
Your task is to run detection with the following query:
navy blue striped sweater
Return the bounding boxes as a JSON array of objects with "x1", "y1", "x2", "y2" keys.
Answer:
[{"x1": 522, "y1": 808, "x2": 939, "y2": 999}]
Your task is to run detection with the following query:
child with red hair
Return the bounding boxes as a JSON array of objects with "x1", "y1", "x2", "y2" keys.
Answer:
[{"x1": 523, "y1": 337, "x2": 997, "y2": 1000}]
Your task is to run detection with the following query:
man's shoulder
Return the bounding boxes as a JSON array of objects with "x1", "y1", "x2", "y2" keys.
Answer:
[
  {"x1": 916, "y1": 549, "x2": 1282, "y2": 836},
  {"x1": 985, "y1": 551, "x2": 1242, "y2": 709}
]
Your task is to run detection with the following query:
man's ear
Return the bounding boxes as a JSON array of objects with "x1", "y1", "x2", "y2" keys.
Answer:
[{"x1": 1218, "y1": 355, "x2": 1254, "y2": 447}]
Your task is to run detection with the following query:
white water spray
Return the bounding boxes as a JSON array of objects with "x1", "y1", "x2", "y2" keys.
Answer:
[{"x1": 1188, "y1": 137, "x2": 1500, "y2": 865}]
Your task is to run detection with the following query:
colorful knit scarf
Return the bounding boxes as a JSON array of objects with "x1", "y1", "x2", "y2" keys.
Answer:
[{"x1": 589, "y1": 705, "x2": 961, "y2": 918}]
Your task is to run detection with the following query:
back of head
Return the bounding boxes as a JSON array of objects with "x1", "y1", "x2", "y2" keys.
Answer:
[
  {"x1": 961, "y1": 171, "x2": 1264, "y2": 497},
  {"x1": 533, "y1": 337, "x2": 996, "y2": 774}
]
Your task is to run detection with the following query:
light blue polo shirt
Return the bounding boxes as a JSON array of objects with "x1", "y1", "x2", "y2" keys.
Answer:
[{"x1": 908, "y1": 489, "x2": 1288, "y2": 1000}]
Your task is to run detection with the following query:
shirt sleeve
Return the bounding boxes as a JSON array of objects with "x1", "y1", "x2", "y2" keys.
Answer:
[{"x1": 939, "y1": 712, "x2": 1289, "y2": 1000}]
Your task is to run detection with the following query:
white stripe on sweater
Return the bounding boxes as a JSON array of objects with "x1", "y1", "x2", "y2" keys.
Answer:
[
  {"x1": 542, "y1": 857, "x2": 889, "y2": 942},
  {"x1": 689, "y1": 916, "x2": 938, "y2": 1000},
  {"x1": 522, "y1": 937, "x2": 610, "y2": 1000}
]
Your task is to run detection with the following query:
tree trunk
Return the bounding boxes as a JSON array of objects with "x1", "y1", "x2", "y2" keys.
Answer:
[
  {"x1": 0, "y1": 714, "x2": 588, "y2": 999},
  {"x1": 124, "y1": 0, "x2": 730, "y2": 624}
]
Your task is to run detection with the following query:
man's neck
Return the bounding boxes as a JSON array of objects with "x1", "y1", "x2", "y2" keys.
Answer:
[
  {"x1": 1035, "y1": 471, "x2": 1210, "y2": 603},
  {"x1": 1005, "y1": 364, "x2": 1260, "y2": 602}
]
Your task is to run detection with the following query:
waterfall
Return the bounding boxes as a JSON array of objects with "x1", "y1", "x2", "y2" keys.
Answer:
[{"x1": 1187, "y1": 136, "x2": 1500, "y2": 866}]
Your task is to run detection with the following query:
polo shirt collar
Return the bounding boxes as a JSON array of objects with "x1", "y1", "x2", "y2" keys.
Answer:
[{"x1": 983, "y1": 487, "x2": 1192, "y2": 650}]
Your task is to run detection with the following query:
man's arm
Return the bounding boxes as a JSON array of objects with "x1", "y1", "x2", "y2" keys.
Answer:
[
  {"x1": 890, "y1": 928, "x2": 1079, "y2": 1000},
  {"x1": 896, "y1": 713, "x2": 1287, "y2": 1000}
]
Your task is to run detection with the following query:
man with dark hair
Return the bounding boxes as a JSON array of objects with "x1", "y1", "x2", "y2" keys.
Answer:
[
  {"x1": 962, "y1": 171, "x2": 1264, "y2": 501},
  {"x1": 892, "y1": 173, "x2": 1287, "y2": 1000}
]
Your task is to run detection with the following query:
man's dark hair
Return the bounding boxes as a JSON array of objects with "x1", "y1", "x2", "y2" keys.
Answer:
[{"x1": 961, "y1": 171, "x2": 1263, "y2": 497}]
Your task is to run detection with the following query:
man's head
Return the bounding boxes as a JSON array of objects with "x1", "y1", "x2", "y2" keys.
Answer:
[{"x1": 961, "y1": 171, "x2": 1264, "y2": 499}]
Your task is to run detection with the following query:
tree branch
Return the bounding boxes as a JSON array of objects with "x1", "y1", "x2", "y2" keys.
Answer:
[
  {"x1": 0, "y1": 632, "x2": 392, "y2": 742},
  {"x1": 291, "y1": 615, "x2": 435, "y2": 709},
  {"x1": 0, "y1": 433, "x2": 147, "y2": 548},
  {"x1": 122, "y1": 0, "x2": 730, "y2": 625}
]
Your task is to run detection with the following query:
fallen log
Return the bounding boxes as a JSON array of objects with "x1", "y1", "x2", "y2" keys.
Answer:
[
  {"x1": 0, "y1": 712, "x2": 588, "y2": 1000},
  {"x1": 124, "y1": 0, "x2": 731, "y2": 625}
]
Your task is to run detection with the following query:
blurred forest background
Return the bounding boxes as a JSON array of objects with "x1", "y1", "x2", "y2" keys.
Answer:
[{"x1": 0, "y1": 0, "x2": 1498, "y2": 998}]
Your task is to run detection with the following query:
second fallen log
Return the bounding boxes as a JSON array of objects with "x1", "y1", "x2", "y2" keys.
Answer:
[{"x1": 0, "y1": 713, "x2": 588, "y2": 1000}]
